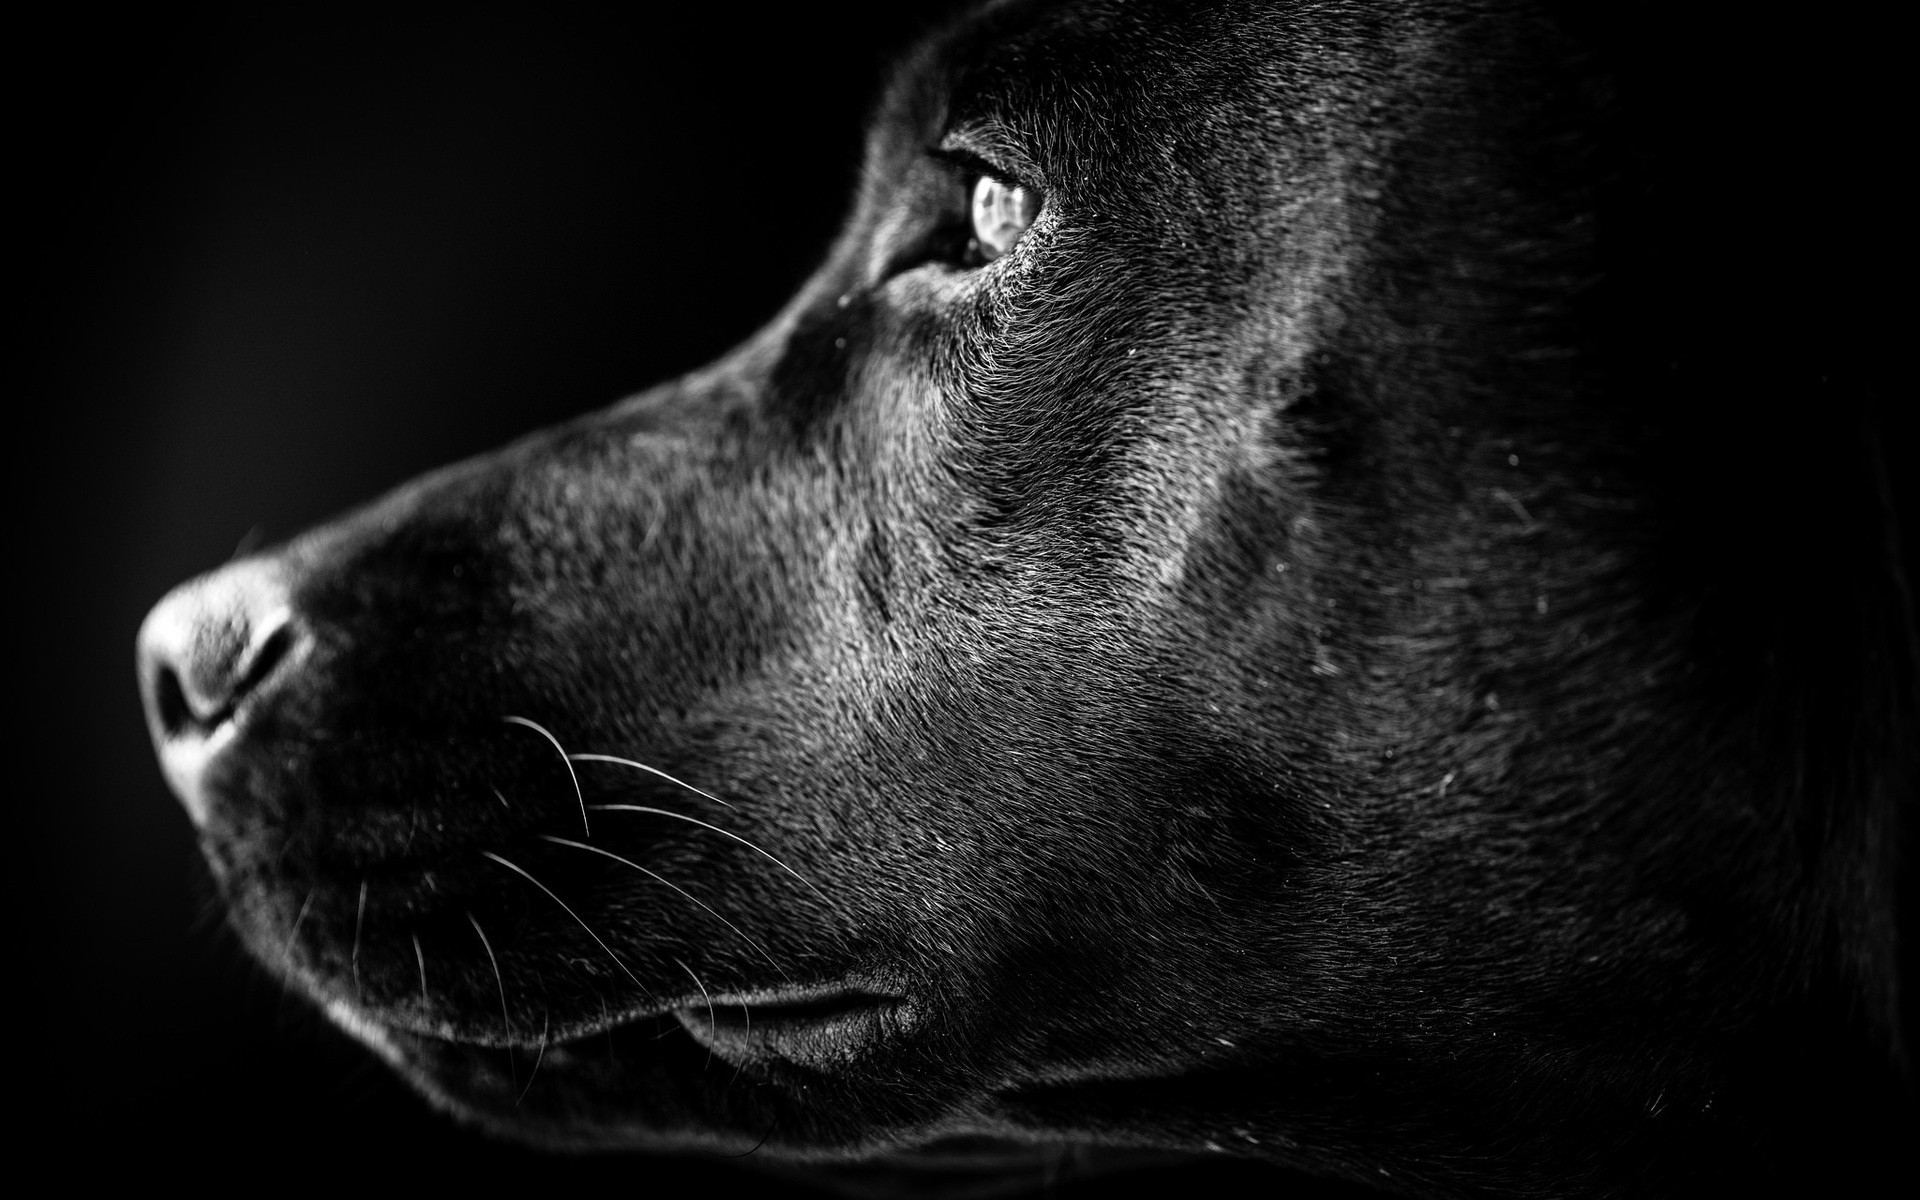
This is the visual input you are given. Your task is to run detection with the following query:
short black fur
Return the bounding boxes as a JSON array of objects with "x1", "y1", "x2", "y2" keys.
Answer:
[{"x1": 137, "y1": 2, "x2": 1911, "y2": 1196}]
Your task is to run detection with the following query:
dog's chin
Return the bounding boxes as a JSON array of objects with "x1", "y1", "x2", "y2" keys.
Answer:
[
  {"x1": 353, "y1": 1009, "x2": 744, "y2": 1153},
  {"x1": 327, "y1": 996, "x2": 1193, "y2": 1190},
  {"x1": 317, "y1": 1006, "x2": 969, "y2": 1165}
]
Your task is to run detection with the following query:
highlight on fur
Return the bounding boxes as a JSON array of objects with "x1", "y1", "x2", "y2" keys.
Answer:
[{"x1": 134, "y1": 2, "x2": 1909, "y2": 1195}]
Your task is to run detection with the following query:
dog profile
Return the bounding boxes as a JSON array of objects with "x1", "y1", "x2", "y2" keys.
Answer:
[{"x1": 136, "y1": 1, "x2": 1910, "y2": 1195}]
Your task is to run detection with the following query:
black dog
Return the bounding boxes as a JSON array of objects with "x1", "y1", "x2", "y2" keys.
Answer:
[{"x1": 137, "y1": 1, "x2": 1910, "y2": 1195}]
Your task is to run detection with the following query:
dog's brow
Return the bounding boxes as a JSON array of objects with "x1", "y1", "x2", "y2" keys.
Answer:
[{"x1": 936, "y1": 120, "x2": 1040, "y2": 185}]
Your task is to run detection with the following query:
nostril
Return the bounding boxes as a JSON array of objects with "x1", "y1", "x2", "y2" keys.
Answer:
[
  {"x1": 154, "y1": 662, "x2": 196, "y2": 738},
  {"x1": 236, "y1": 617, "x2": 296, "y2": 702}
]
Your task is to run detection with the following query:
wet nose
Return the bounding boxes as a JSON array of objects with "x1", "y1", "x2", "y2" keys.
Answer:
[{"x1": 137, "y1": 558, "x2": 306, "y2": 826}]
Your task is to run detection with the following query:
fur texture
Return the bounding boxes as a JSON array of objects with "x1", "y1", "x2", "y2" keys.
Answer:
[{"x1": 137, "y1": 2, "x2": 1910, "y2": 1195}]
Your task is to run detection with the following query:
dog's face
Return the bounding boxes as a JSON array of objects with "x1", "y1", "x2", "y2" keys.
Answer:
[{"x1": 136, "y1": 0, "x2": 1905, "y2": 1195}]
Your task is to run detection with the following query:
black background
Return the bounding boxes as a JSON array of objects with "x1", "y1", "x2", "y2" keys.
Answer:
[{"x1": 24, "y1": 3, "x2": 1347, "y2": 1195}]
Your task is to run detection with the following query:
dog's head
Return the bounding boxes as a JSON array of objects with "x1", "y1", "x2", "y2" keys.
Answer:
[{"x1": 137, "y1": 0, "x2": 1908, "y2": 1194}]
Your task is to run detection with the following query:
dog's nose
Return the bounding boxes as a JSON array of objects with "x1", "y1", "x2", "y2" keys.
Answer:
[{"x1": 137, "y1": 559, "x2": 306, "y2": 827}]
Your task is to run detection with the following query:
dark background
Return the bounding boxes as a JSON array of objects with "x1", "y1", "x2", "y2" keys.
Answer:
[{"x1": 24, "y1": 3, "x2": 1345, "y2": 1194}]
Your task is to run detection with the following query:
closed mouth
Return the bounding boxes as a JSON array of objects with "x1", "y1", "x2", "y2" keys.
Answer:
[
  {"x1": 674, "y1": 984, "x2": 911, "y2": 1067},
  {"x1": 325, "y1": 980, "x2": 913, "y2": 1079}
]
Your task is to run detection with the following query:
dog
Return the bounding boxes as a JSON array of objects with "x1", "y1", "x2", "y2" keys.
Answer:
[{"x1": 136, "y1": 0, "x2": 1910, "y2": 1195}]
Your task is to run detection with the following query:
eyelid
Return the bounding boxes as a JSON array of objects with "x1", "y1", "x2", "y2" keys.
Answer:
[
  {"x1": 927, "y1": 145, "x2": 1024, "y2": 189},
  {"x1": 932, "y1": 121, "x2": 1042, "y2": 190}
]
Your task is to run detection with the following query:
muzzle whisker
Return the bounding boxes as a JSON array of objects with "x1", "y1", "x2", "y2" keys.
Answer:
[
  {"x1": 502, "y1": 716, "x2": 591, "y2": 836},
  {"x1": 590, "y1": 803, "x2": 827, "y2": 899},
  {"x1": 480, "y1": 850, "x2": 644, "y2": 990},
  {"x1": 516, "y1": 1006, "x2": 550, "y2": 1109},
  {"x1": 411, "y1": 933, "x2": 430, "y2": 1011},
  {"x1": 671, "y1": 955, "x2": 717, "y2": 1069},
  {"x1": 351, "y1": 880, "x2": 368, "y2": 997},
  {"x1": 468, "y1": 911, "x2": 516, "y2": 1088},
  {"x1": 281, "y1": 888, "x2": 315, "y2": 968},
  {"x1": 722, "y1": 1114, "x2": 779, "y2": 1159},
  {"x1": 568, "y1": 752, "x2": 734, "y2": 809},
  {"x1": 226, "y1": 523, "x2": 266, "y2": 562},
  {"x1": 730, "y1": 1003, "x2": 751, "y2": 1089},
  {"x1": 538, "y1": 834, "x2": 788, "y2": 981}
]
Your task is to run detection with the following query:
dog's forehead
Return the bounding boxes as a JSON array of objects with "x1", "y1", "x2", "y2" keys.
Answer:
[
  {"x1": 938, "y1": 0, "x2": 1218, "y2": 116},
  {"x1": 886, "y1": 1, "x2": 1306, "y2": 181},
  {"x1": 870, "y1": 0, "x2": 1443, "y2": 210}
]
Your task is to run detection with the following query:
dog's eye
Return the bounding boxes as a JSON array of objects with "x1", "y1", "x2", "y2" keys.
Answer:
[
  {"x1": 909, "y1": 147, "x2": 1045, "y2": 274},
  {"x1": 969, "y1": 175, "x2": 1040, "y2": 263}
]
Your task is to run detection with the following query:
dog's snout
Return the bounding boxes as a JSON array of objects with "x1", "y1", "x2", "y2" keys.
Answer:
[{"x1": 138, "y1": 559, "x2": 306, "y2": 826}]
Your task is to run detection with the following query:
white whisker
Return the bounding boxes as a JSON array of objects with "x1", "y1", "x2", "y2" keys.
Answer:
[
  {"x1": 282, "y1": 889, "x2": 315, "y2": 966},
  {"x1": 517, "y1": 1007, "x2": 550, "y2": 1108},
  {"x1": 412, "y1": 933, "x2": 429, "y2": 1010},
  {"x1": 569, "y1": 753, "x2": 734, "y2": 809},
  {"x1": 228, "y1": 524, "x2": 266, "y2": 562},
  {"x1": 467, "y1": 912, "x2": 514, "y2": 1040},
  {"x1": 539, "y1": 835, "x2": 787, "y2": 979},
  {"x1": 736, "y1": 1004, "x2": 750, "y2": 1088},
  {"x1": 503, "y1": 715, "x2": 591, "y2": 836},
  {"x1": 351, "y1": 880, "x2": 368, "y2": 997},
  {"x1": 480, "y1": 850, "x2": 643, "y2": 989},
  {"x1": 671, "y1": 955, "x2": 717, "y2": 1069},
  {"x1": 591, "y1": 803, "x2": 826, "y2": 899},
  {"x1": 468, "y1": 912, "x2": 517, "y2": 1089}
]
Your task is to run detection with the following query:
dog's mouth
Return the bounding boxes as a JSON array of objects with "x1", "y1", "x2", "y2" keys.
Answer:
[
  {"x1": 271, "y1": 879, "x2": 914, "y2": 1071},
  {"x1": 323, "y1": 966, "x2": 913, "y2": 1074},
  {"x1": 321, "y1": 980, "x2": 925, "y2": 1151},
  {"x1": 672, "y1": 984, "x2": 914, "y2": 1067}
]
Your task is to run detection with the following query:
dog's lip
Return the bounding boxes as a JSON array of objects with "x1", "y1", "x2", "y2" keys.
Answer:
[
  {"x1": 673, "y1": 982, "x2": 912, "y2": 1066},
  {"x1": 325, "y1": 975, "x2": 910, "y2": 1058}
]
